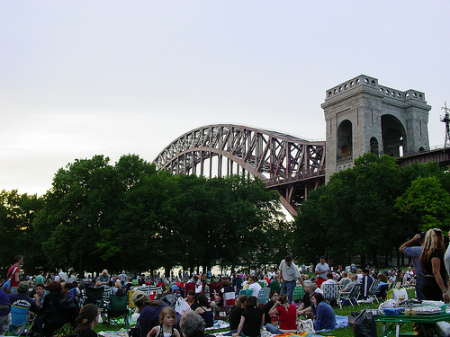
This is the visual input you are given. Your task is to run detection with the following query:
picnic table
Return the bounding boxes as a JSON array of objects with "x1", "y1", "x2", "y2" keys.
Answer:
[{"x1": 375, "y1": 312, "x2": 450, "y2": 337}]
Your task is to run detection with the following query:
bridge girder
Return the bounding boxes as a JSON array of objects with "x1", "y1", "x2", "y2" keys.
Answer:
[{"x1": 154, "y1": 124, "x2": 326, "y2": 216}]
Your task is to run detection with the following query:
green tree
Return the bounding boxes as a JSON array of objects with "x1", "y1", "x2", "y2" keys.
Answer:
[
  {"x1": 395, "y1": 176, "x2": 450, "y2": 231},
  {"x1": 34, "y1": 155, "x2": 121, "y2": 274},
  {"x1": 0, "y1": 190, "x2": 44, "y2": 271}
]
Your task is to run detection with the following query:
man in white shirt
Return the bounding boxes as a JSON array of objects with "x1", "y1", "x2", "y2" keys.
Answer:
[{"x1": 278, "y1": 255, "x2": 305, "y2": 304}]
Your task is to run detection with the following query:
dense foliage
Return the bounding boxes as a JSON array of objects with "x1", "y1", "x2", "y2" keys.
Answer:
[
  {"x1": 1, "y1": 154, "x2": 282, "y2": 276},
  {"x1": 1, "y1": 152, "x2": 449, "y2": 276},
  {"x1": 293, "y1": 153, "x2": 450, "y2": 266}
]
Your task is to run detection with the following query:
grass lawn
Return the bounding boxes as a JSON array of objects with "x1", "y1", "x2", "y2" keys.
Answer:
[{"x1": 93, "y1": 289, "x2": 418, "y2": 337}]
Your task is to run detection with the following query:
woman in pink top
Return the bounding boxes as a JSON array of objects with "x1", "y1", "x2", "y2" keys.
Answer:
[{"x1": 265, "y1": 294, "x2": 297, "y2": 334}]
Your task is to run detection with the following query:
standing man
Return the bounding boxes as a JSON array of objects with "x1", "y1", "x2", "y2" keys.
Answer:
[
  {"x1": 35, "y1": 270, "x2": 45, "y2": 286},
  {"x1": 315, "y1": 256, "x2": 330, "y2": 288},
  {"x1": 7, "y1": 255, "x2": 23, "y2": 294},
  {"x1": 399, "y1": 232, "x2": 426, "y2": 300},
  {"x1": 278, "y1": 255, "x2": 305, "y2": 304}
]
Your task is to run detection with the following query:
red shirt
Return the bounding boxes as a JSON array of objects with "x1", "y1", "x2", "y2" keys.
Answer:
[
  {"x1": 277, "y1": 304, "x2": 297, "y2": 330},
  {"x1": 8, "y1": 265, "x2": 20, "y2": 287}
]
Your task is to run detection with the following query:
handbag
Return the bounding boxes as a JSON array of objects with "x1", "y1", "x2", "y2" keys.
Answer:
[
  {"x1": 297, "y1": 319, "x2": 315, "y2": 333},
  {"x1": 2, "y1": 267, "x2": 18, "y2": 293}
]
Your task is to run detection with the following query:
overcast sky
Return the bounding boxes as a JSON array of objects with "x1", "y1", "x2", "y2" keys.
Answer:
[{"x1": 1, "y1": 1, "x2": 449, "y2": 196}]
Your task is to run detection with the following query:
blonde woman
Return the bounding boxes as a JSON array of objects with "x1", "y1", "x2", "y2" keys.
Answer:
[{"x1": 420, "y1": 228, "x2": 449, "y2": 301}]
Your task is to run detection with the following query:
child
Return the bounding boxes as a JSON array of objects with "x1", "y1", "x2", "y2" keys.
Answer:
[{"x1": 147, "y1": 306, "x2": 181, "y2": 337}]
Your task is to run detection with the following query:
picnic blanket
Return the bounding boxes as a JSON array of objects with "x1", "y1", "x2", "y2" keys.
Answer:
[{"x1": 98, "y1": 328, "x2": 129, "y2": 337}]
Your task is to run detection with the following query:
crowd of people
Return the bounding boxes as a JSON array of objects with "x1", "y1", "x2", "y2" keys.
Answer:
[{"x1": 1, "y1": 227, "x2": 450, "y2": 336}]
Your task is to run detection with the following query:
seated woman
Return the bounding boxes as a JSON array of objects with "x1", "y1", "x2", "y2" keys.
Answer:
[
  {"x1": 73, "y1": 304, "x2": 99, "y2": 337},
  {"x1": 263, "y1": 290, "x2": 279, "y2": 326},
  {"x1": 232, "y1": 296, "x2": 264, "y2": 337},
  {"x1": 194, "y1": 294, "x2": 214, "y2": 328},
  {"x1": 265, "y1": 294, "x2": 297, "y2": 334},
  {"x1": 375, "y1": 273, "x2": 389, "y2": 298},
  {"x1": 223, "y1": 295, "x2": 247, "y2": 336},
  {"x1": 310, "y1": 293, "x2": 336, "y2": 331}
]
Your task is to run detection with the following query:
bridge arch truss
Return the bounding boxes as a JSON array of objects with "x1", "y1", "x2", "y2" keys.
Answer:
[{"x1": 154, "y1": 124, "x2": 326, "y2": 216}]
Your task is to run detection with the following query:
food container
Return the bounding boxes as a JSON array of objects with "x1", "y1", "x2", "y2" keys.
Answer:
[{"x1": 383, "y1": 307, "x2": 405, "y2": 315}]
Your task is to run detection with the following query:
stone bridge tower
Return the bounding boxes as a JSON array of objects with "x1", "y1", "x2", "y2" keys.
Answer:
[{"x1": 321, "y1": 75, "x2": 431, "y2": 181}]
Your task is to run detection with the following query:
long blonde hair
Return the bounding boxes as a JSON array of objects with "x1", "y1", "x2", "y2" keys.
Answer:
[{"x1": 420, "y1": 228, "x2": 445, "y2": 269}]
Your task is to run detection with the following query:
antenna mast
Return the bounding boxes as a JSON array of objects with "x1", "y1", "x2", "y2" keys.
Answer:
[{"x1": 441, "y1": 102, "x2": 450, "y2": 148}]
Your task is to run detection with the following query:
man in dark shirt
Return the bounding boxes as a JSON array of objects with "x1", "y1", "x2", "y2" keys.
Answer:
[{"x1": 297, "y1": 283, "x2": 315, "y2": 318}]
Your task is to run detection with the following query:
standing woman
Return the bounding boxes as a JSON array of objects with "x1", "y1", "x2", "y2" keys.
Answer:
[
  {"x1": 74, "y1": 304, "x2": 99, "y2": 337},
  {"x1": 420, "y1": 228, "x2": 449, "y2": 302}
]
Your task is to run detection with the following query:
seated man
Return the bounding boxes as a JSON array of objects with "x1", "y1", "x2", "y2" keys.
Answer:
[
  {"x1": 297, "y1": 283, "x2": 316, "y2": 318},
  {"x1": 8, "y1": 281, "x2": 37, "y2": 313},
  {"x1": 340, "y1": 274, "x2": 358, "y2": 292},
  {"x1": 359, "y1": 269, "x2": 373, "y2": 300}
]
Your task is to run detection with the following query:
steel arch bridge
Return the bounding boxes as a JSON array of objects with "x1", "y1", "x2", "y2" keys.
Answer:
[{"x1": 154, "y1": 124, "x2": 326, "y2": 216}]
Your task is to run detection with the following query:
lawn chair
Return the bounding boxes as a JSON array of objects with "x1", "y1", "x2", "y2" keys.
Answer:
[
  {"x1": 105, "y1": 295, "x2": 130, "y2": 327},
  {"x1": 218, "y1": 291, "x2": 236, "y2": 317},
  {"x1": 84, "y1": 286, "x2": 105, "y2": 308},
  {"x1": 257, "y1": 287, "x2": 270, "y2": 306},
  {"x1": 239, "y1": 289, "x2": 253, "y2": 297},
  {"x1": 322, "y1": 283, "x2": 340, "y2": 307},
  {"x1": 7, "y1": 305, "x2": 34, "y2": 337},
  {"x1": 42, "y1": 296, "x2": 76, "y2": 337},
  {"x1": 293, "y1": 285, "x2": 305, "y2": 302},
  {"x1": 339, "y1": 284, "x2": 361, "y2": 309},
  {"x1": 367, "y1": 279, "x2": 380, "y2": 302}
]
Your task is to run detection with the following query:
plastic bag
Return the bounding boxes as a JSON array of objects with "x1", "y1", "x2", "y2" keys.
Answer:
[
  {"x1": 174, "y1": 297, "x2": 191, "y2": 315},
  {"x1": 348, "y1": 310, "x2": 377, "y2": 337},
  {"x1": 297, "y1": 319, "x2": 315, "y2": 333}
]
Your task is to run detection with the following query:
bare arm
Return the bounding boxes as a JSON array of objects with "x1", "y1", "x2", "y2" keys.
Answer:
[
  {"x1": 431, "y1": 257, "x2": 449, "y2": 301},
  {"x1": 260, "y1": 313, "x2": 265, "y2": 329},
  {"x1": 232, "y1": 316, "x2": 245, "y2": 337},
  {"x1": 147, "y1": 326, "x2": 159, "y2": 337},
  {"x1": 14, "y1": 269, "x2": 20, "y2": 283},
  {"x1": 268, "y1": 301, "x2": 280, "y2": 316}
]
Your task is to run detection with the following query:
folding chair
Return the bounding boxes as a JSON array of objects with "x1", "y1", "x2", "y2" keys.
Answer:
[
  {"x1": 105, "y1": 295, "x2": 130, "y2": 327},
  {"x1": 339, "y1": 284, "x2": 361, "y2": 308},
  {"x1": 218, "y1": 291, "x2": 236, "y2": 317},
  {"x1": 7, "y1": 305, "x2": 34, "y2": 337},
  {"x1": 84, "y1": 286, "x2": 105, "y2": 308},
  {"x1": 367, "y1": 279, "x2": 380, "y2": 302},
  {"x1": 322, "y1": 283, "x2": 340, "y2": 307},
  {"x1": 293, "y1": 285, "x2": 305, "y2": 302},
  {"x1": 257, "y1": 287, "x2": 270, "y2": 306},
  {"x1": 238, "y1": 289, "x2": 253, "y2": 297}
]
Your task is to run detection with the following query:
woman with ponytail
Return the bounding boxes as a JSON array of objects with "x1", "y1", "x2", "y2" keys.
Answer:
[
  {"x1": 74, "y1": 304, "x2": 99, "y2": 337},
  {"x1": 265, "y1": 294, "x2": 297, "y2": 334}
]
